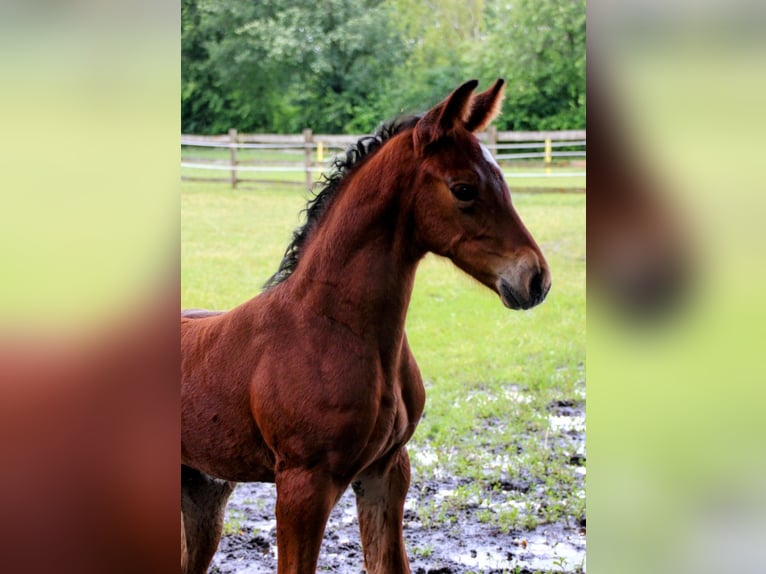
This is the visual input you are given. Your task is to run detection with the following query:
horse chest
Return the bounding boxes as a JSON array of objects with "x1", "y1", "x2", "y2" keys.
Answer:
[{"x1": 366, "y1": 353, "x2": 425, "y2": 459}]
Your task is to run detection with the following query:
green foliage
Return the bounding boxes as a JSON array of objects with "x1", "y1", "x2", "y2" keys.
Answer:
[
  {"x1": 182, "y1": 0, "x2": 407, "y2": 134},
  {"x1": 182, "y1": 0, "x2": 585, "y2": 134},
  {"x1": 476, "y1": 0, "x2": 587, "y2": 130}
]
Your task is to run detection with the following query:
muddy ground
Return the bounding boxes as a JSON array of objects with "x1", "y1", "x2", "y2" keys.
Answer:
[{"x1": 209, "y1": 404, "x2": 585, "y2": 574}]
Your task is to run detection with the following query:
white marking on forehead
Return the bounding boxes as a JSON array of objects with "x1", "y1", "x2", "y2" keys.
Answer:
[
  {"x1": 480, "y1": 143, "x2": 501, "y2": 170},
  {"x1": 480, "y1": 142, "x2": 511, "y2": 202}
]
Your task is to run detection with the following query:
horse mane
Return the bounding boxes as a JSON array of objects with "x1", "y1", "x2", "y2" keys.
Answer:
[{"x1": 263, "y1": 115, "x2": 421, "y2": 289}]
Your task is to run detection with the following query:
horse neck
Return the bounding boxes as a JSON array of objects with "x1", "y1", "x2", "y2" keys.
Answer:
[{"x1": 283, "y1": 139, "x2": 423, "y2": 348}]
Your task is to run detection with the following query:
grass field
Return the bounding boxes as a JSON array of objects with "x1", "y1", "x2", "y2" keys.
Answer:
[{"x1": 182, "y1": 179, "x2": 586, "y2": 535}]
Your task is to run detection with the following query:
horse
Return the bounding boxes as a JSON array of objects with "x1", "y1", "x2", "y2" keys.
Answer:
[{"x1": 181, "y1": 79, "x2": 551, "y2": 574}]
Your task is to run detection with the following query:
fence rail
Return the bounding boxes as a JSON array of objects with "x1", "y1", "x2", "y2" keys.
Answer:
[{"x1": 181, "y1": 128, "x2": 585, "y2": 189}]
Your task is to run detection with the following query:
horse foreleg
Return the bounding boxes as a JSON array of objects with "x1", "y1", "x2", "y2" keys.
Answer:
[
  {"x1": 181, "y1": 465, "x2": 236, "y2": 574},
  {"x1": 274, "y1": 466, "x2": 345, "y2": 574},
  {"x1": 354, "y1": 447, "x2": 412, "y2": 574}
]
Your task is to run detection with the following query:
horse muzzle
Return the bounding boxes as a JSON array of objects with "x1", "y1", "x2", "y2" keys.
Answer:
[{"x1": 497, "y1": 265, "x2": 551, "y2": 310}]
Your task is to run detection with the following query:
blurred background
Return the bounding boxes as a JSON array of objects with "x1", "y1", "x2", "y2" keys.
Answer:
[
  {"x1": 0, "y1": 1, "x2": 179, "y2": 573},
  {"x1": 587, "y1": 1, "x2": 766, "y2": 574}
]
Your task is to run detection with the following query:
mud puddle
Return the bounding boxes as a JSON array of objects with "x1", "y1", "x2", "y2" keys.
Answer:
[{"x1": 210, "y1": 403, "x2": 585, "y2": 574}]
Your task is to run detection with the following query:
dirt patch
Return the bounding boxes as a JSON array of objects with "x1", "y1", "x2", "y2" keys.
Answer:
[
  {"x1": 209, "y1": 404, "x2": 585, "y2": 574},
  {"x1": 210, "y1": 480, "x2": 584, "y2": 574}
]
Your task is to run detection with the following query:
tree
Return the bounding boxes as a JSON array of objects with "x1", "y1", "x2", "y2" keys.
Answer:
[
  {"x1": 182, "y1": 0, "x2": 238, "y2": 133},
  {"x1": 183, "y1": 0, "x2": 407, "y2": 134},
  {"x1": 181, "y1": 0, "x2": 586, "y2": 133},
  {"x1": 477, "y1": 0, "x2": 586, "y2": 130},
  {"x1": 379, "y1": 0, "x2": 486, "y2": 116}
]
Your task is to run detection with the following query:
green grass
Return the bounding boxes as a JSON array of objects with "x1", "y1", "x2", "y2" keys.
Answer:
[
  {"x1": 182, "y1": 181, "x2": 586, "y2": 532},
  {"x1": 222, "y1": 508, "x2": 245, "y2": 536},
  {"x1": 181, "y1": 183, "x2": 307, "y2": 308},
  {"x1": 404, "y1": 192, "x2": 585, "y2": 533}
]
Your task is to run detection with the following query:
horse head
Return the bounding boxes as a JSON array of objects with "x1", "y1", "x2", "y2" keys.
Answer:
[{"x1": 410, "y1": 79, "x2": 551, "y2": 310}]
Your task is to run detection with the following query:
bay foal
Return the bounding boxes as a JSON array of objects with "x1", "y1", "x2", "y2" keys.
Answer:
[{"x1": 181, "y1": 79, "x2": 550, "y2": 574}]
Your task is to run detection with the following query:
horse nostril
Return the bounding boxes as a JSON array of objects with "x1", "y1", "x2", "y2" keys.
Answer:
[{"x1": 529, "y1": 271, "x2": 546, "y2": 304}]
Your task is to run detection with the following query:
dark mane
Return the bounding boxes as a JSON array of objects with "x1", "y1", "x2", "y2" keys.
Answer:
[{"x1": 263, "y1": 115, "x2": 421, "y2": 289}]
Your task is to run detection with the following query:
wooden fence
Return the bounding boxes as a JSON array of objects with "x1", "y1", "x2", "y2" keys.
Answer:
[{"x1": 181, "y1": 128, "x2": 585, "y2": 189}]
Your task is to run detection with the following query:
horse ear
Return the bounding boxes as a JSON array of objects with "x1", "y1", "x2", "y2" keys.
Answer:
[
  {"x1": 465, "y1": 78, "x2": 505, "y2": 133},
  {"x1": 413, "y1": 79, "x2": 479, "y2": 151}
]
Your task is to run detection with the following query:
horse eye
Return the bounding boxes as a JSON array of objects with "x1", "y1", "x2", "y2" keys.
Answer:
[{"x1": 450, "y1": 184, "x2": 478, "y2": 202}]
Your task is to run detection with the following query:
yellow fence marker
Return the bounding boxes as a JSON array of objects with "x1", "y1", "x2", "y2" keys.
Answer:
[
  {"x1": 544, "y1": 138, "x2": 552, "y2": 175},
  {"x1": 317, "y1": 140, "x2": 324, "y2": 163}
]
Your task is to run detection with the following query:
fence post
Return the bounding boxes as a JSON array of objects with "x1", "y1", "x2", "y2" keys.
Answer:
[
  {"x1": 544, "y1": 137, "x2": 552, "y2": 174},
  {"x1": 228, "y1": 128, "x2": 238, "y2": 189},
  {"x1": 303, "y1": 128, "x2": 313, "y2": 191},
  {"x1": 316, "y1": 140, "x2": 324, "y2": 163}
]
